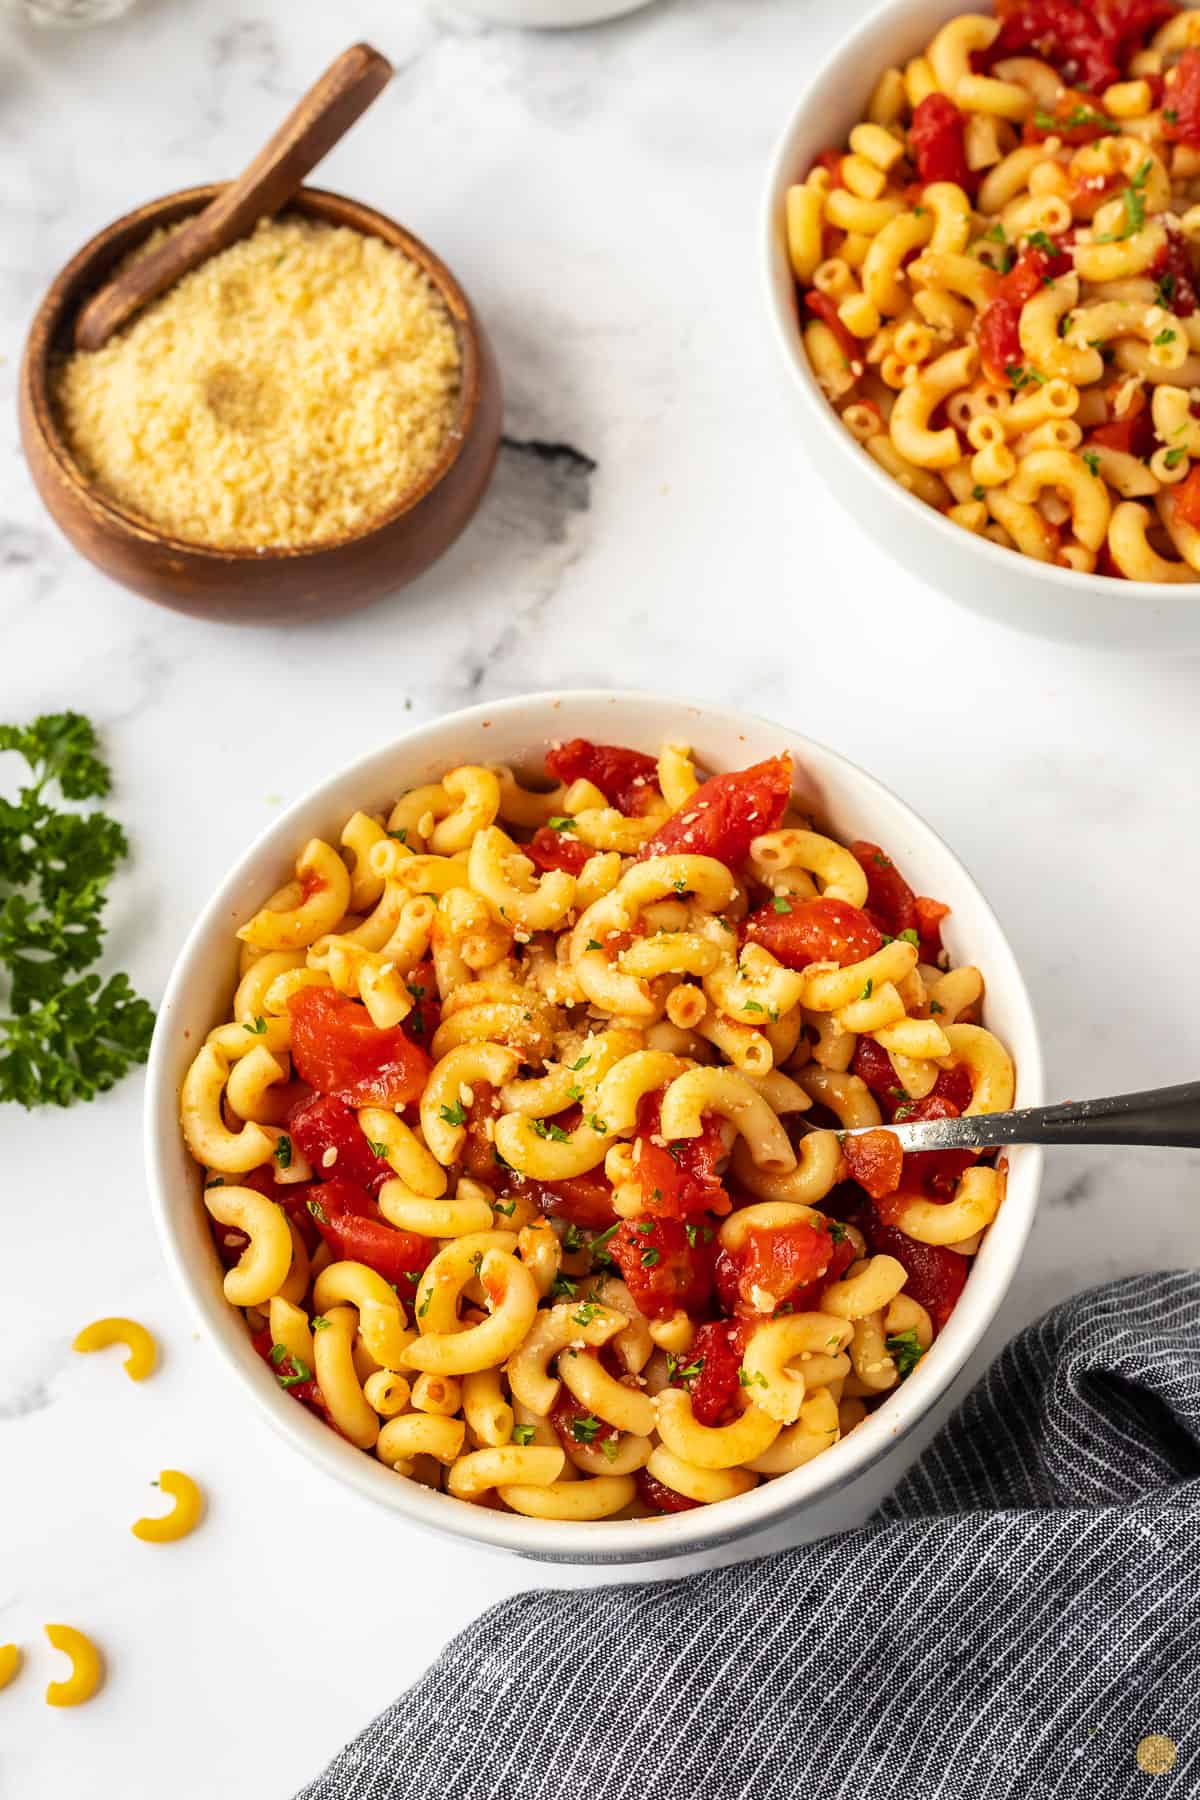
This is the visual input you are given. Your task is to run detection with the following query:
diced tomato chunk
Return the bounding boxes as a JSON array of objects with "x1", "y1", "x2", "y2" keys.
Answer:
[
  {"x1": 550, "y1": 1379, "x2": 620, "y2": 1453},
  {"x1": 743, "y1": 894, "x2": 882, "y2": 969},
  {"x1": 534, "y1": 1172, "x2": 618, "y2": 1231},
  {"x1": 852, "y1": 1036, "x2": 908, "y2": 1114},
  {"x1": 1150, "y1": 226, "x2": 1199, "y2": 319},
  {"x1": 915, "y1": 895, "x2": 950, "y2": 963},
  {"x1": 893, "y1": 1095, "x2": 980, "y2": 1196},
  {"x1": 804, "y1": 290, "x2": 862, "y2": 365},
  {"x1": 289, "y1": 1093, "x2": 393, "y2": 1193},
  {"x1": 977, "y1": 297, "x2": 1023, "y2": 386},
  {"x1": 850, "y1": 841, "x2": 919, "y2": 938},
  {"x1": 932, "y1": 1062, "x2": 975, "y2": 1114},
  {"x1": 636, "y1": 1466, "x2": 702, "y2": 1513},
  {"x1": 996, "y1": 242, "x2": 1073, "y2": 309},
  {"x1": 864, "y1": 1212, "x2": 970, "y2": 1331},
  {"x1": 287, "y1": 987, "x2": 431, "y2": 1108},
  {"x1": 842, "y1": 1127, "x2": 904, "y2": 1199},
  {"x1": 674, "y1": 1319, "x2": 756, "y2": 1426},
  {"x1": 526, "y1": 825, "x2": 591, "y2": 875},
  {"x1": 631, "y1": 1091, "x2": 729, "y2": 1219},
  {"x1": 1172, "y1": 464, "x2": 1200, "y2": 530},
  {"x1": 608, "y1": 1218, "x2": 714, "y2": 1319},
  {"x1": 720, "y1": 1220, "x2": 836, "y2": 1314},
  {"x1": 307, "y1": 1177, "x2": 434, "y2": 1288},
  {"x1": 1088, "y1": 405, "x2": 1158, "y2": 460},
  {"x1": 544, "y1": 738, "x2": 660, "y2": 814},
  {"x1": 635, "y1": 755, "x2": 792, "y2": 870},
  {"x1": 786, "y1": 1231, "x2": 858, "y2": 1312},
  {"x1": 909, "y1": 93, "x2": 972, "y2": 188},
  {"x1": 1164, "y1": 46, "x2": 1200, "y2": 146},
  {"x1": 985, "y1": 0, "x2": 1175, "y2": 94}
]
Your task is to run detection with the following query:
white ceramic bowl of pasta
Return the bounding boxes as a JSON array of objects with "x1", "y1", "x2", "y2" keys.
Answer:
[
  {"x1": 761, "y1": 0, "x2": 1200, "y2": 649},
  {"x1": 146, "y1": 690, "x2": 1043, "y2": 1564}
]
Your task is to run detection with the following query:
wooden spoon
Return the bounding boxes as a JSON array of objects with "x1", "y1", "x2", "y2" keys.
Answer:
[{"x1": 73, "y1": 41, "x2": 393, "y2": 352}]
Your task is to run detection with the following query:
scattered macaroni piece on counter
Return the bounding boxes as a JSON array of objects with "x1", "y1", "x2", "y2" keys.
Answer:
[
  {"x1": 131, "y1": 1471, "x2": 205, "y2": 1544},
  {"x1": 180, "y1": 735, "x2": 1014, "y2": 1520},
  {"x1": 71, "y1": 1317, "x2": 158, "y2": 1382},
  {"x1": 44, "y1": 1625, "x2": 104, "y2": 1707},
  {"x1": 0, "y1": 1644, "x2": 22, "y2": 1691}
]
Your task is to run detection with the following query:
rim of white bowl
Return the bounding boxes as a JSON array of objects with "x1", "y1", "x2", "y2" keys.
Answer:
[
  {"x1": 758, "y1": 0, "x2": 1197, "y2": 613},
  {"x1": 145, "y1": 689, "x2": 1043, "y2": 1564}
]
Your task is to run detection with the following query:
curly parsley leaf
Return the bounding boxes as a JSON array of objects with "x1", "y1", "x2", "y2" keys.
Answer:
[{"x1": 0, "y1": 713, "x2": 155, "y2": 1107}]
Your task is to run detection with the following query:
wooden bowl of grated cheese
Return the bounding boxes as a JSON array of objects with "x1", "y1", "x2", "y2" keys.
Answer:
[{"x1": 19, "y1": 184, "x2": 502, "y2": 624}]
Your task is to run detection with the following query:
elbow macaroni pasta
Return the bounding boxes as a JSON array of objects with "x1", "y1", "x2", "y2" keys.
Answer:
[
  {"x1": 180, "y1": 737, "x2": 1014, "y2": 1520},
  {"x1": 789, "y1": 2, "x2": 1200, "y2": 582}
]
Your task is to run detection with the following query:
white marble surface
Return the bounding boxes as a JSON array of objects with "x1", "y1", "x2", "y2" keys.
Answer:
[{"x1": 2, "y1": 0, "x2": 1199, "y2": 1794}]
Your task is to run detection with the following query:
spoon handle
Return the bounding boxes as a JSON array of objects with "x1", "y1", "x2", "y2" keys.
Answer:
[
  {"x1": 849, "y1": 1081, "x2": 1200, "y2": 1151},
  {"x1": 73, "y1": 42, "x2": 393, "y2": 353}
]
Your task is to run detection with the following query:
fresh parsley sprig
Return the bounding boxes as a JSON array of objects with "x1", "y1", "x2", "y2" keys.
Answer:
[{"x1": 0, "y1": 712, "x2": 155, "y2": 1106}]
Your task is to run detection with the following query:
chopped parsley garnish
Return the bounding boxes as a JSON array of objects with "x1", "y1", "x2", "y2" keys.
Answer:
[
  {"x1": 1006, "y1": 363, "x2": 1047, "y2": 389},
  {"x1": 276, "y1": 1351, "x2": 312, "y2": 1389},
  {"x1": 1165, "y1": 107, "x2": 1179, "y2": 124},
  {"x1": 532, "y1": 1118, "x2": 572, "y2": 1143},
  {"x1": 205, "y1": 1175, "x2": 225, "y2": 1188},
  {"x1": 572, "y1": 1301, "x2": 602, "y2": 1326},
  {"x1": 512, "y1": 1423, "x2": 536, "y2": 1446},
  {"x1": 1033, "y1": 104, "x2": 1116, "y2": 133},
  {"x1": 859, "y1": 978, "x2": 873, "y2": 1001},
  {"x1": 738, "y1": 1367, "x2": 768, "y2": 1389},
  {"x1": 570, "y1": 1414, "x2": 604, "y2": 1444},
  {"x1": 1153, "y1": 328, "x2": 1176, "y2": 347},
  {"x1": 1082, "y1": 450, "x2": 1101, "y2": 477},
  {"x1": 984, "y1": 222, "x2": 1007, "y2": 244},
  {"x1": 570, "y1": 1054, "x2": 591, "y2": 1071},
  {"x1": 243, "y1": 1015, "x2": 267, "y2": 1036},
  {"x1": 929, "y1": 999, "x2": 945, "y2": 1015},
  {"x1": 589, "y1": 1223, "x2": 619, "y2": 1268},
  {"x1": 550, "y1": 1273, "x2": 578, "y2": 1300},
  {"x1": 306, "y1": 1197, "x2": 328, "y2": 1224},
  {"x1": 1095, "y1": 159, "x2": 1151, "y2": 243},
  {"x1": 1165, "y1": 446, "x2": 1188, "y2": 469},
  {"x1": 599, "y1": 1437, "x2": 620, "y2": 1463},
  {"x1": 666, "y1": 1354, "x2": 705, "y2": 1382},
  {"x1": 1157, "y1": 270, "x2": 1177, "y2": 308},
  {"x1": 673, "y1": 878, "x2": 689, "y2": 895},
  {"x1": 311, "y1": 1315, "x2": 331, "y2": 1331},
  {"x1": 827, "y1": 1220, "x2": 847, "y2": 1243},
  {"x1": 640, "y1": 1247, "x2": 661, "y2": 1267},
  {"x1": 972, "y1": 485, "x2": 986, "y2": 501},
  {"x1": 388, "y1": 827, "x2": 408, "y2": 843},
  {"x1": 771, "y1": 895, "x2": 792, "y2": 914},
  {"x1": 585, "y1": 1113, "x2": 608, "y2": 1134},
  {"x1": 1023, "y1": 229, "x2": 1057, "y2": 254},
  {"x1": 493, "y1": 1197, "x2": 517, "y2": 1218},
  {"x1": 547, "y1": 815, "x2": 578, "y2": 833},
  {"x1": 886, "y1": 1328, "x2": 927, "y2": 1379},
  {"x1": 742, "y1": 999, "x2": 766, "y2": 1015},
  {"x1": 273, "y1": 1134, "x2": 293, "y2": 1170},
  {"x1": 439, "y1": 1100, "x2": 467, "y2": 1127},
  {"x1": 898, "y1": 927, "x2": 920, "y2": 948},
  {"x1": 367, "y1": 1139, "x2": 389, "y2": 1159},
  {"x1": 562, "y1": 1222, "x2": 584, "y2": 1253},
  {"x1": 586, "y1": 939, "x2": 603, "y2": 952}
]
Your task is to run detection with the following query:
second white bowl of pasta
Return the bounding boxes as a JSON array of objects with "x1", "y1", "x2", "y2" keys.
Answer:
[
  {"x1": 146, "y1": 690, "x2": 1042, "y2": 1562},
  {"x1": 763, "y1": 0, "x2": 1200, "y2": 646}
]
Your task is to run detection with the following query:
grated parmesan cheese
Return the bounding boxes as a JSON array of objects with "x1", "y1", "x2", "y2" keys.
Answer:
[{"x1": 54, "y1": 216, "x2": 461, "y2": 550}]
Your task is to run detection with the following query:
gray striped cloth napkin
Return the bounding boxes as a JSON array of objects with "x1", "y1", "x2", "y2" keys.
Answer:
[{"x1": 298, "y1": 1271, "x2": 1200, "y2": 1800}]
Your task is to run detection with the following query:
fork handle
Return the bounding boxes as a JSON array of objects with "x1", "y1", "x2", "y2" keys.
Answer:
[{"x1": 939, "y1": 1082, "x2": 1200, "y2": 1149}]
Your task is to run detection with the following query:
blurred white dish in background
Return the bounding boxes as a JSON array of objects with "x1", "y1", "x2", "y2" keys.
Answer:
[
  {"x1": 448, "y1": 0, "x2": 654, "y2": 26},
  {"x1": 3, "y1": 0, "x2": 135, "y2": 22}
]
